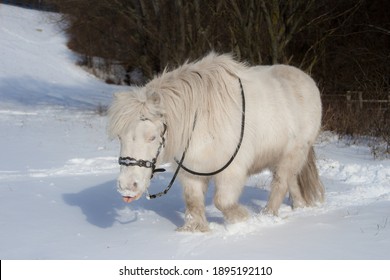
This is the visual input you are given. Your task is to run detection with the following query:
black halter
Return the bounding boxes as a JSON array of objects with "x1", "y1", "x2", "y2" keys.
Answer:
[{"x1": 118, "y1": 123, "x2": 167, "y2": 178}]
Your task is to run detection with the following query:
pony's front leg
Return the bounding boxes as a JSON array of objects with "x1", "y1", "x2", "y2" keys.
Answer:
[
  {"x1": 177, "y1": 175, "x2": 210, "y2": 232},
  {"x1": 214, "y1": 171, "x2": 249, "y2": 223}
]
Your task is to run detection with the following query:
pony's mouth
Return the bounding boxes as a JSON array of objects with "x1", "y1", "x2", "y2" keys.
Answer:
[
  {"x1": 122, "y1": 196, "x2": 135, "y2": 203},
  {"x1": 122, "y1": 193, "x2": 142, "y2": 203}
]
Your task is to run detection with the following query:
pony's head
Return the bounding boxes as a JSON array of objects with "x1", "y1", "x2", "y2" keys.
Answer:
[{"x1": 108, "y1": 88, "x2": 166, "y2": 202}]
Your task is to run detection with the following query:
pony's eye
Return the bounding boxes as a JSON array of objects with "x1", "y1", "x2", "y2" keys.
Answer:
[{"x1": 148, "y1": 136, "x2": 156, "y2": 142}]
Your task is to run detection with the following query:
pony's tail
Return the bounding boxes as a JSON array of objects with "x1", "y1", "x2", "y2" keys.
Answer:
[{"x1": 298, "y1": 147, "x2": 325, "y2": 205}]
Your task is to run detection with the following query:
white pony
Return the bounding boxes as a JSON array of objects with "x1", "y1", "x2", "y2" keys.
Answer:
[{"x1": 108, "y1": 52, "x2": 324, "y2": 232}]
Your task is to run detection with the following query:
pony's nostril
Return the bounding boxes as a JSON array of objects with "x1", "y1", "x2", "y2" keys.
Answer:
[{"x1": 133, "y1": 181, "x2": 138, "y2": 188}]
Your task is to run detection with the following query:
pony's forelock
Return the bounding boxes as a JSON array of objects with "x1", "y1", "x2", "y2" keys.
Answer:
[{"x1": 107, "y1": 89, "x2": 164, "y2": 139}]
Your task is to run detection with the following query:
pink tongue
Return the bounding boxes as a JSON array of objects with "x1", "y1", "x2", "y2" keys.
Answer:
[{"x1": 122, "y1": 196, "x2": 136, "y2": 203}]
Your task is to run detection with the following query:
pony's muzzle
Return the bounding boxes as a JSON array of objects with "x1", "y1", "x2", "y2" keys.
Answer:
[
  {"x1": 117, "y1": 178, "x2": 140, "y2": 198},
  {"x1": 117, "y1": 169, "x2": 151, "y2": 203}
]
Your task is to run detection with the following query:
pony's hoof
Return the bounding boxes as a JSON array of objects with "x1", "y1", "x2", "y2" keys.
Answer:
[
  {"x1": 261, "y1": 207, "x2": 278, "y2": 217},
  {"x1": 292, "y1": 200, "x2": 306, "y2": 210},
  {"x1": 176, "y1": 223, "x2": 210, "y2": 233},
  {"x1": 225, "y1": 206, "x2": 249, "y2": 224}
]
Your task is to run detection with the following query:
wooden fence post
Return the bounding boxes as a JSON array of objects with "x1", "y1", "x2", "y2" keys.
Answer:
[
  {"x1": 358, "y1": 91, "x2": 363, "y2": 110},
  {"x1": 346, "y1": 91, "x2": 352, "y2": 110},
  {"x1": 388, "y1": 94, "x2": 390, "y2": 109}
]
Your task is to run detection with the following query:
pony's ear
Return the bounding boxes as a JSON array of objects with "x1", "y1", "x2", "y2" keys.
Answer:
[{"x1": 147, "y1": 91, "x2": 162, "y2": 106}]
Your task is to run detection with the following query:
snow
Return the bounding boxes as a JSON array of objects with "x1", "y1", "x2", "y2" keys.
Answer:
[{"x1": 0, "y1": 5, "x2": 389, "y2": 260}]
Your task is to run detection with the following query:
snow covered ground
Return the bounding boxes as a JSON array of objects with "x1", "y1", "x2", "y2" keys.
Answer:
[{"x1": 0, "y1": 5, "x2": 389, "y2": 260}]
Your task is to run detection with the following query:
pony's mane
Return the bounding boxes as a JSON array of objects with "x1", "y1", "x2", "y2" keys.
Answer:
[{"x1": 108, "y1": 52, "x2": 247, "y2": 161}]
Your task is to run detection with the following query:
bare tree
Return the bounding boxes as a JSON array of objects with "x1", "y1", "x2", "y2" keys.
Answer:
[{"x1": 259, "y1": 0, "x2": 315, "y2": 64}]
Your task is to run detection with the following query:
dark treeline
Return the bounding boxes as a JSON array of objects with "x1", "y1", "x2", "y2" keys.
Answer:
[
  {"x1": 1, "y1": 0, "x2": 55, "y2": 11},
  {"x1": 41, "y1": 0, "x2": 389, "y2": 92},
  {"x1": 6, "y1": 0, "x2": 390, "y2": 145}
]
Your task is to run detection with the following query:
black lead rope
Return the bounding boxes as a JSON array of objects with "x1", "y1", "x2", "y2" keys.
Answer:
[
  {"x1": 146, "y1": 78, "x2": 245, "y2": 199},
  {"x1": 146, "y1": 146, "x2": 186, "y2": 199},
  {"x1": 176, "y1": 78, "x2": 245, "y2": 176}
]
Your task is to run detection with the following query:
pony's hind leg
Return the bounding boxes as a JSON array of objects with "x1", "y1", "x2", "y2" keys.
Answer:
[
  {"x1": 288, "y1": 175, "x2": 306, "y2": 209},
  {"x1": 177, "y1": 175, "x2": 210, "y2": 232},
  {"x1": 264, "y1": 147, "x2": 308, "y2": 215},
  {"x1": 263, "y1": 172, "x2": 289, "y2": 216},
  {"x1": 214, "y1": 171, "x2": 249, "y2": 223},
  {"x1": 265, "y1": 172, "x2": 305, "y2": 215}
]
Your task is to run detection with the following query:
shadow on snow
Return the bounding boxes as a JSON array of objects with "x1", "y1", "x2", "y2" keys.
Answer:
[{"x1": 62, "y1": 174, "x2": 273, "y2": 229}]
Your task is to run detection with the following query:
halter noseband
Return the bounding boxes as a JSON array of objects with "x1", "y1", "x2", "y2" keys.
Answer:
[{"x1": 118, "y1": 122, "x2": 167, "y2": 178}]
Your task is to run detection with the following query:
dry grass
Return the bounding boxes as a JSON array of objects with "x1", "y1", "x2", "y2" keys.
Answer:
[{"x1": 322, "y1": 100, "x2": 390, "y2": 157}]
